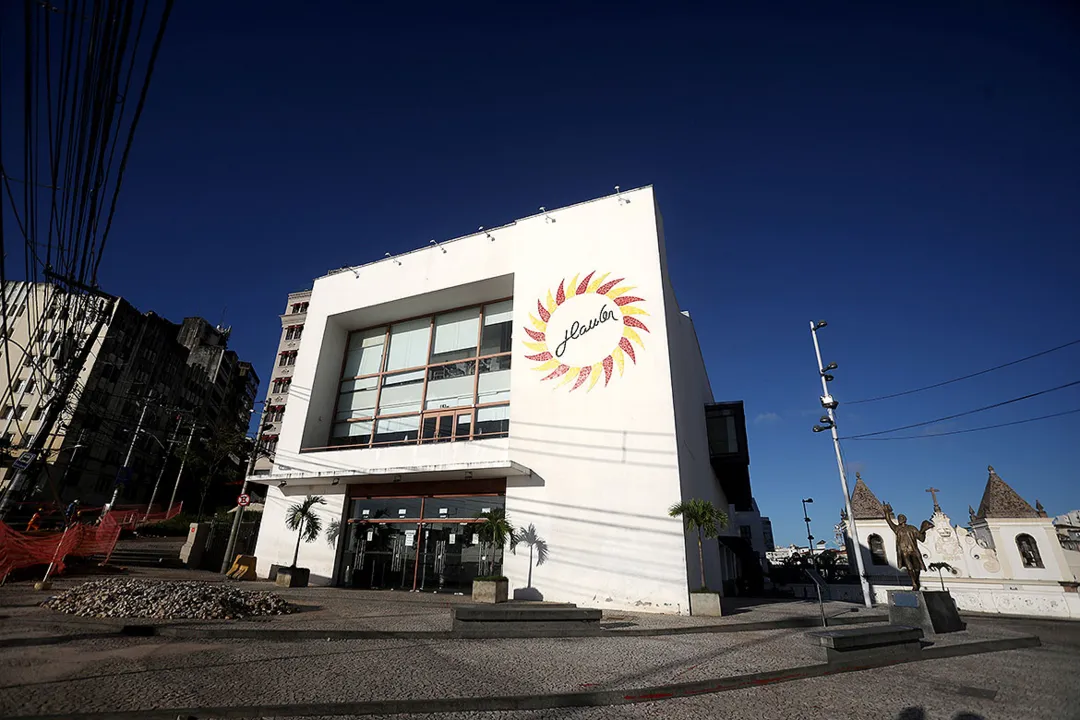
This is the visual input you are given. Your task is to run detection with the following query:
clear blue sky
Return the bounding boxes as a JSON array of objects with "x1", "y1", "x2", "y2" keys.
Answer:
[{"x1": 6, "y1": 2, "x2": 1080, "y2": 546}]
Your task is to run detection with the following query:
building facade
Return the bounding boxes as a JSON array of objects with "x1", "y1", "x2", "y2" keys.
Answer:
[
  {"x1": 0, "y1": 282, "x2": 259, "y2": 512},
  {"x1": 252, "y1": 187, "x2": 747, "y2": 613},
  {"x1": 252, "y1": 290, "x2": 311, "y2": 476},
  {"x1": 835, "y1": 467, "x2": 1080, "y2": 618}
]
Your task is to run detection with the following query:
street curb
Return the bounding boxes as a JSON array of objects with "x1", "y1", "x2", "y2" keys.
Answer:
[
  {"x1": 2, "y1": 634, "x2": 1040, "y2": 720},
  {"x1": 150, "y1": 610, "x2": 886, "y2": 641}
]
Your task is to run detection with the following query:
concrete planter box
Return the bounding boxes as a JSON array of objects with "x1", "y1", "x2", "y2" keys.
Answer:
[
  {"x1": 275, "y1": 567, "x2": 310, "y2": 588},
  {"x1": 472, "y1": 578, "x2": 509, "y2": 604},
  {"x1": 690, "y1": 591, "x2": 723, "y2": 616}
]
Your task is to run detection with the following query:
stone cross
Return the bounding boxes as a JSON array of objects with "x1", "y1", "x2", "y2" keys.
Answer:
[{"x1": 926, "y1": 487, "x2": 942, "y2": 513}]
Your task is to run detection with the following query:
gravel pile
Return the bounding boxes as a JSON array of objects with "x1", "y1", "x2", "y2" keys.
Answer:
[{"x1": 42, "y1": 578, "x2": 296, "y2": 620}]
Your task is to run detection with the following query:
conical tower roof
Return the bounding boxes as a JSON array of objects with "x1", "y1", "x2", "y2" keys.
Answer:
[
  {"x1": 849, "y1": 472, "x2": 885, "y2": 520},
  {"x1": 976, "y1": 465, "x2": 1038, "y2": 519}
]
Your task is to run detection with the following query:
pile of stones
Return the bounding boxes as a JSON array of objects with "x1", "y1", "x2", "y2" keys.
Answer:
[{"x1": 42, "y1": 578, "x2": 295, "y2": 620}]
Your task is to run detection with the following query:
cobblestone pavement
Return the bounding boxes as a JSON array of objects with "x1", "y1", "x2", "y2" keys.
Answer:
[{"x1": 2, "y1": 571, "x2": 1077, "y2": 719}]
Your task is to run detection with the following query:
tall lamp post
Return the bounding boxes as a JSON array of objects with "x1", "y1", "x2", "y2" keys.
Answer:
[
  {"x1": 801, "y1": 497, "x2": 816, "y2": 570},
  {"x1": 809, "y1": 320, "x2": 872, "y2": 609}
]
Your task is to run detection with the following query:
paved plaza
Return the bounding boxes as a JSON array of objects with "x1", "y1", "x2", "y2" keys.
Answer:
[{"x1": 1, "y1": 568, "x2": 1078, "y2": 719}]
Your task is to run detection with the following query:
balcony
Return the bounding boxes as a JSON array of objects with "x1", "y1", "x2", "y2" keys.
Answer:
[{"x1": 705, "y1": 401, "x2": 753, "y2": 511}]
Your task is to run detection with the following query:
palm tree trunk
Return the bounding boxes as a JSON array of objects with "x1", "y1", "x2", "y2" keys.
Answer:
[
  {"x1": 292, "y1": 517, "x2": 304, "y2": 568},
  {"x1": 527, "y1": 545, "x2": 534, "y2": 588},
  {"x1": 697, "y1": 531, "x2": 705, "y2": 589}
]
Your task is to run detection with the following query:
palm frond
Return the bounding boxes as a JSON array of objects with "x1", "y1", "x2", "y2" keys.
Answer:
[
  {"x1": 534, "y1": 538, "x2": 549, "y2": 566},
  {"x1": 326, "y1": 519, "x2": 341, "y2": 547},
  {"x1": 303, "y1": 514, "x2": 323, "y2": 542}
]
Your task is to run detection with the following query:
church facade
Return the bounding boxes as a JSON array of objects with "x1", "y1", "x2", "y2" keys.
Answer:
[{"x1": 831, "y1": 466, "x2": 1080, "y2": 619}]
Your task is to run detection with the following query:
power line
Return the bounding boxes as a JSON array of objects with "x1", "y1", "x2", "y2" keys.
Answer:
[
  {"x1": 846, "y1": 407, "x2": 1080, "y2": 440},
  {"x1": 847, "y1": 338, "x2": 1080, "y2": 404},
  {"x1": 838, "y1": 379, "x2": 1080, "y2": 440}
]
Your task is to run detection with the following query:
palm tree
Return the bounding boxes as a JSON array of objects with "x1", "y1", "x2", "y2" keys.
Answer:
[
  {"x1": 285, "y1": 495, "x2": 326, "y2": 568},
  {"x1": 513, "y1": 523, "x2": 548, "y2": 588},
  {"x1": 668, "y1": 498, "x2": 729, "y2": 590},
  {"x1": 476, "y1": 508, "x2": 518, "y2": 576}
]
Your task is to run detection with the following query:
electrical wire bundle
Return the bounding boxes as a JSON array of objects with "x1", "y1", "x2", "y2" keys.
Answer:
[{"x1": 0, "y1": 0, "x2": 174, "y2": 511}]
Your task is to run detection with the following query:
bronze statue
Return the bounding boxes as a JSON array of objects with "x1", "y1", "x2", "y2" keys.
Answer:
[{"x1": 882, "y1": 502, "x2": 934, "y2": 590}]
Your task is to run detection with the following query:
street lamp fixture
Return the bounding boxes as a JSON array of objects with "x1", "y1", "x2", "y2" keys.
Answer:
[
  {"x1": 822, "y1": 362, "x2": 838, "y2": 371},
  {"x1": 813, "y1": 321, "x2": 828, "y2": 330}
]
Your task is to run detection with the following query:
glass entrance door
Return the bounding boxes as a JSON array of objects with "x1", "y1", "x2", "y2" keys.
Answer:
[
  {"x1": 347, "y1": 522, "x2": 419, "y2": 589},
  {"x1": 416, "y1": 522, "x2": 483, "y2": 592}
]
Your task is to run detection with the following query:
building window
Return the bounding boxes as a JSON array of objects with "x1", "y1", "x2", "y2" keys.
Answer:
[
  {"x1": 30, "y1": 406, "x2": 43, "y2": 422},
  {"x1": 25, "y1": 378, "x2": 36, "y2": 394},
  {"x1": 285, "y1": 325, "x2": 304, "y2": 341},
  {"x1": 739, "y1": 525, "x2": 752, "y2": 542},
  {"x1": 278, "y1": 351, "x2": 297, "y2": 367},
  {"x1": 262, "y1": 434, "x2": 279, "y2": 453},
  {"x1": 272, "y1": 378, "x2": 292, "y2": 394},
  {"x1": 1015, "y1": 534, "x2": 1044, "y2": 569},
  {"x1": 291, "y1": 302, "x2": 309, "y2": 314},
  {"x1": 2, "y1": 406, "x2": 27, "y2": 421},
  {"x1": 328, "y1": 299, "x2": 513, "y2": 449},
  {"x1": 869, "y1": 534, "x2": 889, "y2": 565}
]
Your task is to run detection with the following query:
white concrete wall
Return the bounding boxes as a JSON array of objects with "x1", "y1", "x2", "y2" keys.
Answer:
[
  {"x1": 253, "y1": 484, "x2": 346, "y2": 584},
  {"x1": 255, "y1": 187, "x2": 699, "y2": 613},
  {"x1": 655, "y1": 203, "x2": 728, "y2": 594}
]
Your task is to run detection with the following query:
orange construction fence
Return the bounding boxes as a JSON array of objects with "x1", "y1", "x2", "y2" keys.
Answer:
[{"x1": 0, "y1": 502, "x2": 183, "y2": 583}]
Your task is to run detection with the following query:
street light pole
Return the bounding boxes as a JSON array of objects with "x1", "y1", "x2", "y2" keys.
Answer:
[
  {"x1": 220, "y1": 435, "x2": 264, "y2": 574},
  {"x1": 167, "y1": 420, "x2": 197, "y2": 513},
  {"x1": 801, "y1": 497, "x2": 816, "y2": 570},
  {"x1": 144, "y1": 413, "x2": 184, "y2": 520},
  {"x1": 809, "y1": 320, "x2": 873, "y2": 609},
  {"x1": 104, "y1": 398, "x2": 149, "y2": 514}
]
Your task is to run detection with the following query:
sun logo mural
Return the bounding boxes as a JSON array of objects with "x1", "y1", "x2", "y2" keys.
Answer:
[{"x1": 522, "y1": 271, "x2": 649, "y2": 391}]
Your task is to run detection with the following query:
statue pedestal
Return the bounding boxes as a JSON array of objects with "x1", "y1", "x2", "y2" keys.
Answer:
[{"x1": 887, "y1": 589, "x2": 966, "y2": 636}]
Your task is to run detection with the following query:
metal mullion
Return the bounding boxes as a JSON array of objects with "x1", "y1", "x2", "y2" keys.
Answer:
[
  {"x1": 472, "y1": 304, "x2": 484, "y2": 411},
  {"x1": 368, "y1": 326, "x2": 391, "y2": 449},
  {"x1": 347, "y1": 295, "x2": 513, "y2": 338},
  {"x1": 417, "y1": 316, "x2": 436, "y2": 443},
  {"x1": 412, "y1": 497, "x2": 426, "y2": 590}
]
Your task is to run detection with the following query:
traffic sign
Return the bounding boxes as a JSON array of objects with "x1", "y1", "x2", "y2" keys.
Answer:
[
  {"x1": 12, "y1": 451, "x2": 37, "y2": 471},
  {"x1": 237, "y1": 494, "x2": 251, "y2": 507}
]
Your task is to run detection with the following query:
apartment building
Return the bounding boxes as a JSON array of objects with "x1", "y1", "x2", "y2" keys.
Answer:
[
  {"x1": 0, "y1": 282, "x2": 259, "y2": 510},
  {"x1": 252, "y1": 290, "x2": 311, "y2": 476}
]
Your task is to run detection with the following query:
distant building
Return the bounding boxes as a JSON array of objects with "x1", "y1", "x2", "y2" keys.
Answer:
[
  {"x1": 252, "y1": 289, "x2": 311, "y2": 476},
  {"x1": 0, "y1": 282, "x2": 259, "y2": 511},
  {"x1": 838, "y1": 466, "x2": 1079, "y2": 618}
]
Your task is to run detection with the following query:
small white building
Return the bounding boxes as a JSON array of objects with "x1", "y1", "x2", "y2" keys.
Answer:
[
  {"x1": 837, "y1": 467, "x2": 1080, "y2": 619},
  {"x1": 251, "y1": 187, "x2": 755, "y2": 614}
]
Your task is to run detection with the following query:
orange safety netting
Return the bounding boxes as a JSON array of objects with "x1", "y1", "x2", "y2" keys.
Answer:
[{"x1": 0, "y1": 502, "x2": 183, "y2": 582}]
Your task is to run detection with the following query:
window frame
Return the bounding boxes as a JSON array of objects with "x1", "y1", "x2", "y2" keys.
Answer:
[{"x1": 321, "y1": 296, "x2": 513, "y2": 451}]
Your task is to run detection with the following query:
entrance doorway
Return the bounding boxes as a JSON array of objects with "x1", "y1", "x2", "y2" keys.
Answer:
[{"x1": 338, "y1": 482, "x2": 506, "y2": 592}]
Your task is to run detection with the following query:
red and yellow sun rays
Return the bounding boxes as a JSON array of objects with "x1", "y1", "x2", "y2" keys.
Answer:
[{"x1": 522, "y1": 271, "x2": 649, "y2": 392}]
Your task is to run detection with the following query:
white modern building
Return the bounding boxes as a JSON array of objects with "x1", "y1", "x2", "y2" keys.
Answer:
[{"x1": 251, "y1": 186, "x2": 754, "y2": 614}]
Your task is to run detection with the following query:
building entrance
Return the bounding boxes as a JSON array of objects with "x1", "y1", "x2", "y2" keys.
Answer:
[{"x1": 339, "y1": 481, "x2": 506, "y2": 592}]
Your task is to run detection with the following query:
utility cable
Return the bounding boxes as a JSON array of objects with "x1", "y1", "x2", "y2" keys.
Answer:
[
  {"x1": 847, "y1": 338, "x2": 1080, "y2": 404},
  {"x1": 838, "y1": 379, "x2": 1080, "y2": 440},
  {"x1": 845, "y1": 407, "x2": 1080, "y2": 440}
]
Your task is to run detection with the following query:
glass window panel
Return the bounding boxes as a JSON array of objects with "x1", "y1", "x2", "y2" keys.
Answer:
[
  {"x1": 425, "y1": 360, "x2": 476, "y2": 409},
  {"x1": 421, "y1": 494, "x2": 504, "y2": 519},
  {"x1": 455, "y1": 412, "x2": 473, "y2": 439},
  {"x1": 430, "y1": 308, "x2": 480, "y2": 364},
  {"x1": 331, "y1": 420, "x2": 372, "y2": 446},
  {"x1": 421, "y1": 416, "x2": 438, "y2": 441},
  {"x1": 352, "y1": 497, "x2": 422, "y2": 520},
  {"x1": 386, "y1": 319, "x2": 431, "y2": 371},
  {"x1": 343, "y1": 328, "x2": 386, "y2": 377},
  {"x1": 336, "y1": 387, "x2": 378, "y2": 421},
  {"x1": 475, "y1": 405, "x2": 510, "y2": 437},
  {"x1": 373, "y1": 415, "x2": 420, "y2": 444},
  {"x1": 477, "y1": 355, "x2": 511, "y2": 405},
  {"x1": 340, "y1": 376, "x2": 378, "y2": 393},
  {"x1": 480, "y1": 300, "x2": 513, "y2": 356},
  {"x1": 378, "y1": 371, "x2": 424, "y2": 415}
]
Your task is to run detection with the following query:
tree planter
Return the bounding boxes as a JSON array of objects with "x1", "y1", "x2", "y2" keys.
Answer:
[
  {"x1": 268, "y1": 564, "x2": 282, "y2": 582},
  {"x1": 689, "y1": 591, "x2": 723, "y2": 616},
  {"x1": 275, "y1": 567, "x2": 310, "y2": 588},
  {"x1": 472, "y1": 578, "x2": 509, "y2": 604}
]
